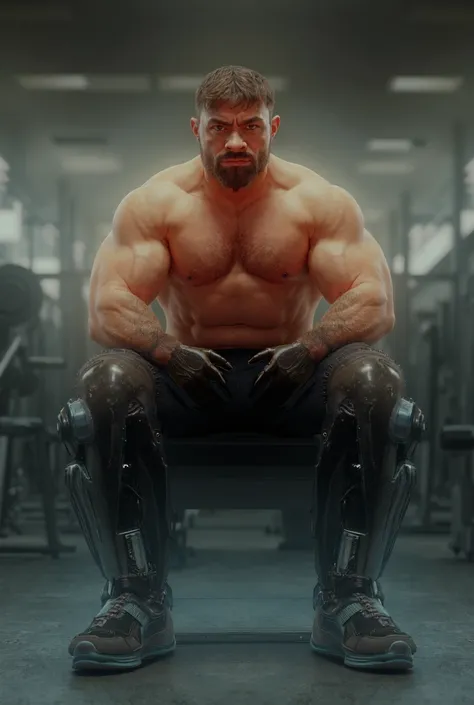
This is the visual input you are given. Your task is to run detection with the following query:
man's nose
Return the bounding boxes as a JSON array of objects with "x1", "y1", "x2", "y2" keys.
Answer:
[{"x1": 225, "y1": 131, "x2": 247, "y2": 151}]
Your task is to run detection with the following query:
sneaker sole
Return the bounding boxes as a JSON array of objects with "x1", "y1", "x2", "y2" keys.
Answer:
[
  {"x1": 310, "y1": 638, "x2": 414, "y2": 672},
  {"x1": 71, "y1": 638, "x2": 176, "y2": 672}
]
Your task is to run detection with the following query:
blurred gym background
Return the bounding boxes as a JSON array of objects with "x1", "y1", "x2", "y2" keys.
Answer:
[{"x1": 0, "y1": 1, "x2": 474, "y2": 703}]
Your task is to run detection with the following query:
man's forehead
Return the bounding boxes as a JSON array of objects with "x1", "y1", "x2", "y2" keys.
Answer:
[{"x1": 203, "y1": 102, "x2": 268, "y2": 122}]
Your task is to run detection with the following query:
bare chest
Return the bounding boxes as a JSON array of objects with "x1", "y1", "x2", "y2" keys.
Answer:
[{"x1": 168, "y1": 198, "x2": 310, "y2": 285}]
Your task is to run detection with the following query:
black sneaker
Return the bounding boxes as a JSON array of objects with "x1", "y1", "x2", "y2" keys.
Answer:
[
  {"x1": 310, "y1": 576, "x2": 416, "y2": 671},
  {"x1": 69, "y1": 589, "x2": 176, "y2": 672}
]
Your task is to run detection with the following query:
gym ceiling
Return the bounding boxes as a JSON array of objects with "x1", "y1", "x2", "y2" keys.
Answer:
[{"x1": 0, "y1": 0, "x2": 473, "y2": 243}]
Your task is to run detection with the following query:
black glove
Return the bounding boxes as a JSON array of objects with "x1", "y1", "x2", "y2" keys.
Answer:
[
  {"x1": 167, "y1": 344, "x2": 232, "y2": 406},
  {"x1": 249, "y1": 342, "x2": 316, "y2": 407}
]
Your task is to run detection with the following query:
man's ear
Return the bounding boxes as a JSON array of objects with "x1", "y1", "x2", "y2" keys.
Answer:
[
  {"x1": 271, "y1": 115, "x2": 281, "y2": 139},
  {"x1": 190, "y1": 117, "x2": 199, "y2": 139}
]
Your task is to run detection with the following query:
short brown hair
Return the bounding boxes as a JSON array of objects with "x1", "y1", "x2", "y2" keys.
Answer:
[{"x1": 195, "y1": 66, "x2": 275, "y2": 115}]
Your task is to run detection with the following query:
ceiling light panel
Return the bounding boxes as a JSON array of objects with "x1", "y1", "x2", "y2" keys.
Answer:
[
  {"x1": 358, "y1": 161, "x2": 414, "y2": 175},
  {"x1": 367, "y1": 139, "x2": 413, "y2": 152},
  {"x1": 389, "y1": 76, "x2": 463, "y2": 93}
]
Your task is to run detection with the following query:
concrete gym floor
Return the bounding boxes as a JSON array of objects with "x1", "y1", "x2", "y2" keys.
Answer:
[{"x1": 0, "y1": 512, "x2": 473, "y2": 705}]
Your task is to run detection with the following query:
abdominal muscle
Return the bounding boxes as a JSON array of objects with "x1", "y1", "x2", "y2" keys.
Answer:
[
  {"x1": 167, "y1": 323, "x2": 309, "y2": 349},
  {"x1": 161, "y1": 277, "x2": 320, "y2": 350}
]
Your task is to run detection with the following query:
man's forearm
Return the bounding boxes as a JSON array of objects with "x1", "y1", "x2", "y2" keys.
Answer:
[
  {"x1": 90, "y1": 289, "x2": 178, "y2": 365},
  {"x1": 299, "y1": 285, "x2": 394, "y2": 361}
]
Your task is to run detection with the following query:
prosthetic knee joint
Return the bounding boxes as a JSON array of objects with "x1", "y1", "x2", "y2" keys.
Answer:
[
  {"x1": 57, "y1": 350, "x2": 169, "y2": 598},
  {"x1": 313, "y1": 351, "x2": 425, "y2": 593}
]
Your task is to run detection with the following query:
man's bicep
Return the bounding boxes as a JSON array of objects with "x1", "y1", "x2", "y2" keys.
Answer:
[
  {"x1": 309, "y1": 231, "x2": 392, "y2": 305},
  {"x1": 91, "y1": 235, "x2": 170, "y2": 308},
  {"x1": 90, "y1": 191, "x2": 171, "y2": 309}
]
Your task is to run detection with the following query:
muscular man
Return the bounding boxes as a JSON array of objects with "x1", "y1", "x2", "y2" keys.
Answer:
[{"x1": 58, "y1": 65, "x2": 424, "y2": 673}]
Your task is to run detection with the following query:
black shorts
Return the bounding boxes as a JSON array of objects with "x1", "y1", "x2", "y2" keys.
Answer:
[{"x1": 144, "y1": 343, "x2": 373, "y2": 439}]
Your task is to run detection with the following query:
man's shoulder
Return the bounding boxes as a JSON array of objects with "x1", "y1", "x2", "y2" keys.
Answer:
[
  {"x1": 270, "y1": 156, "x2": 339, "y2": 212},
  {"x1": 294, "y1": 173, "x2": 360, "y2": 225},
  {"x1": 119, "y1": 158, "x2": 202, "y2": 222},
  {"x1": 144, "y1": 157, "x2": 203, "y2": 190},
  {"x1": 144, "y1": 157, "x2": 203, "y2": 196},
  {"x1": 271, "y1": 157, "x2": 362, "y2": 233}
]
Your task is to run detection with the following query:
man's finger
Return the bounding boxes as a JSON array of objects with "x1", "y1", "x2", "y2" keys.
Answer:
[
  {"x1": 204, "y1": 365, "x2": 233, "y2": 401},
  {"x1": 248, "y1": 348, "x2": 274, "y2": 364},
  {"x1": 205, "y1": 363, "x2": 228, "y2": 387},
  {"x1": 249, "y1": 363, "x2": 275, "y2": 400},
  {"x1": 253, "y1": 361, "x2": 275, "y2": 388},
  {"x1": 253, "y1": 369, "x2": 267, "y2": 387},
  {"x1": 207, "y1": 350, "x2": 233, "y2": 370}
]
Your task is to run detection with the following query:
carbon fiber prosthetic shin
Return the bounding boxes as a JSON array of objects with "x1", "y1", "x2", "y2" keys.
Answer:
[
  {"x1": 312, "y1": 349, "x2": 425, "y2": 591},
  {"x1": 57, "y1": 350, "x2": 171, "y2": 598}
]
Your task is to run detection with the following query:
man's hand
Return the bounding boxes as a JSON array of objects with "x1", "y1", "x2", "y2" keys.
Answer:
[
  {"x1": 167, "y1": 344, "x2": 233, "y2": 406},
  {"x1": 249, "y1": 343, "x2": 316, "y2": 407}
]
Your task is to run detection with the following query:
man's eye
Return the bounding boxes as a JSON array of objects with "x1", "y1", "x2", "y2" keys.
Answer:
[
  {"x1": 246, "y1": 124, "x2": 258, "y2": 131},
  {"x1": 211, "y1": 125, "x2": 225, "y2": 132}
]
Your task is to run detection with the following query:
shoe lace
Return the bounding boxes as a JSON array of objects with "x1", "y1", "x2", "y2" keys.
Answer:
[
  {"x1": 353, "y1": 593, "x2": 394, "y2": 627},
  {"x1": 92, "y1": 592, "x2": 133, "y2": 629}
]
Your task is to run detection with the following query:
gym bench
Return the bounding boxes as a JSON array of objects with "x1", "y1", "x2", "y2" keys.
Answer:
[{"x1": 164, "y1": 432, "x2": 320, "y2": 644}]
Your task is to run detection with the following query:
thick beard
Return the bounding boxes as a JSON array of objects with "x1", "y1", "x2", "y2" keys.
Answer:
[{"x1": 201, "y1": 147, "x2": 269, "y2": 192}]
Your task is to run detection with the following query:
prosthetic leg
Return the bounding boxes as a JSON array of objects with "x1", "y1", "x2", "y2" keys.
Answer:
[
  {"x1": 310, "y1": 350, "x2": 425, "y2": 671},
  {"x1": 57, "y1": 350, "x2": 175, "y2": 672}
]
